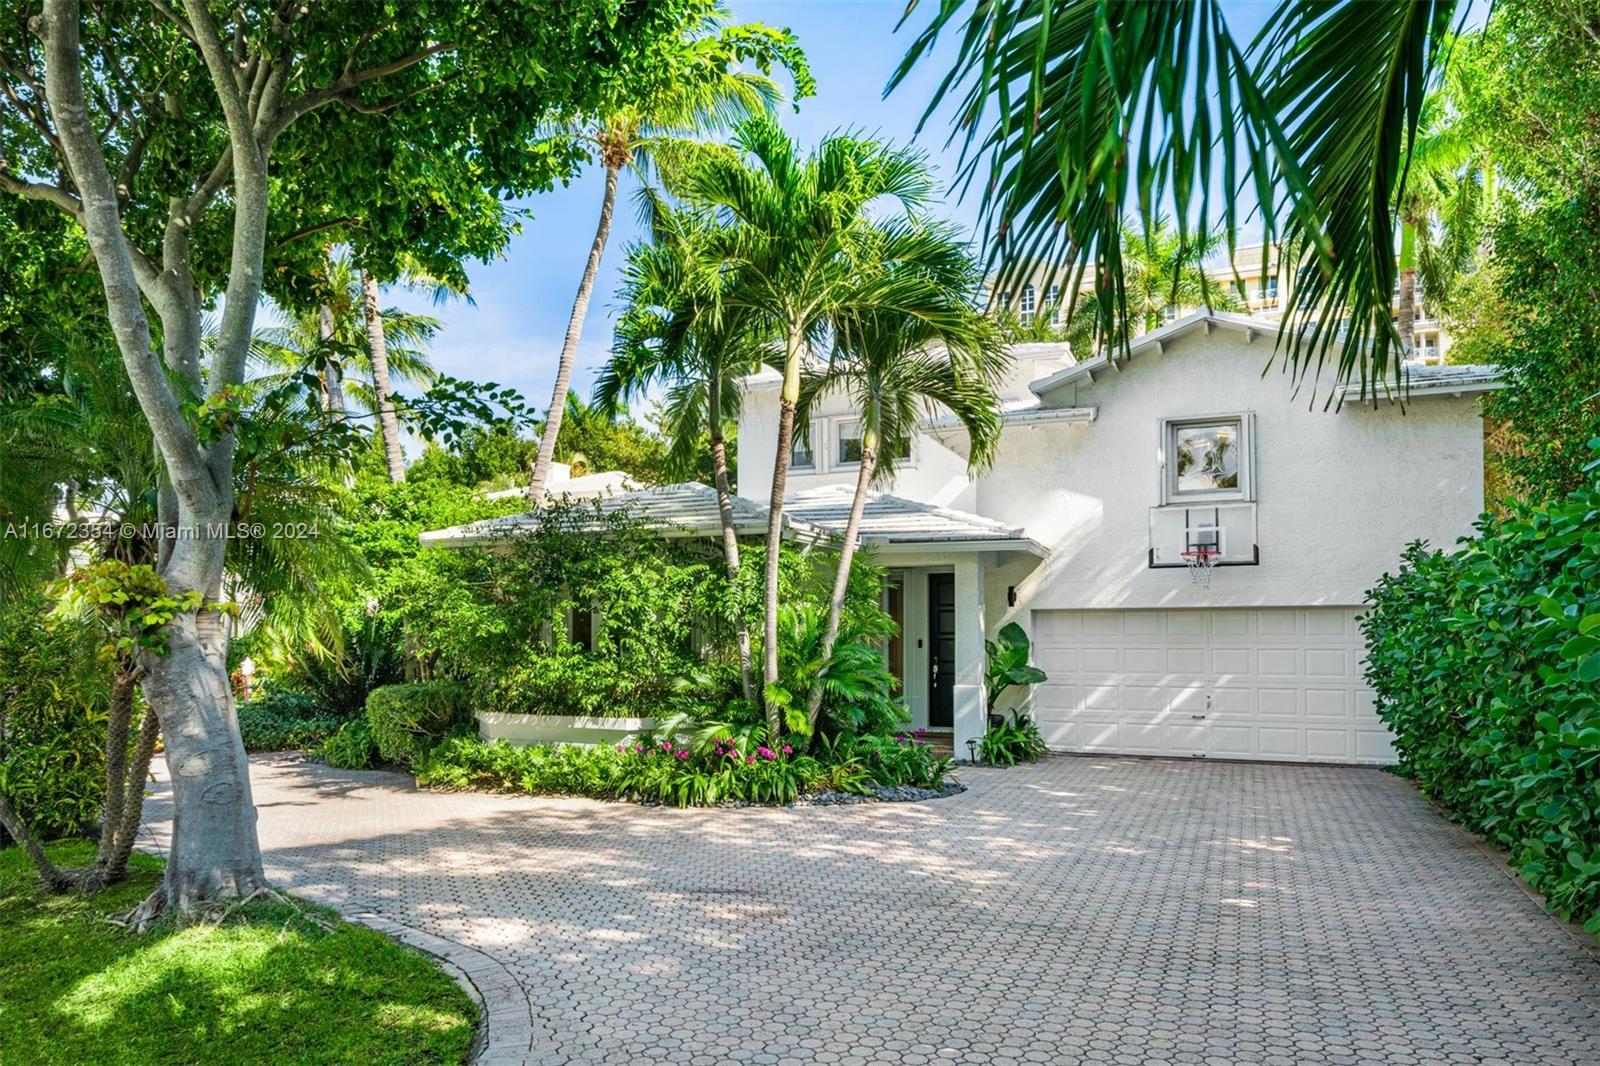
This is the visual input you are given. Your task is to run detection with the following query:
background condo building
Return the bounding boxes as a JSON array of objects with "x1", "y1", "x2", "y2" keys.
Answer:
[{"x1": 993, "y1": 241, "x2": 1450, "y2": 364}]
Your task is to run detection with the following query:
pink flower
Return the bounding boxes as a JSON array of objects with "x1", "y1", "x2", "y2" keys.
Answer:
[
  {"x1": 746, "y1": 755, "x2": 756, "y2": 765},
  {"x1": 660, "y1": 741, "x2": 672, "y2": 751},
  {"x1": 633, "y1": 744, "x2": 644, "y2": 754},
  {"x1": 782, "y1": 745, "x2": 793, "y2": 755},
  {"x1": 675, "y1": 750, "x2": 689, "y2": 760}
]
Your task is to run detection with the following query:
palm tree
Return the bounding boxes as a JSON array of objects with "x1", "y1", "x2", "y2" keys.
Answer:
[
  {"x1": 681, "y1": 117, "x2": 986, "y2": 737},
  {"x1": 892, "y1": 0, "x2": 1470, "y2": 395},
  {"x1": 1398, "y1": 65, "x2": 1497, "y2": 354},
  {"x1": 799, "y1": 253, "x2": 1009, "y2": 731},
  {"x1": 1119, "y1": 221, "x2": 1243, "y2": 335},
  {"x1": 254, "y1": 255, "x2": 441, "y2": 457},
  {"x1": 525, "y1": 6, "x2": 804, "y2": 500},
  {"x1": 599, "y1": 199, "x2": 767, "y2": 700}
]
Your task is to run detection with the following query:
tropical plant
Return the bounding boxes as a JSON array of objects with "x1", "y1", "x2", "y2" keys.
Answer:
[
  {"x1": 986, "y1": 622, "x2": 1048, "y2": 713},
  {"x1": 251, "y1": 253, "x2": 442, "y2": 437},
  {"x1": 602, "y1": 199, "x2": 768, "y2": 698},
  {"x1": 237, "y1": 691, "x2": 346, "y2": 753},
  {"x1": 1361, "y1": 459, "x2": 1600, "y2": 935},
  {"x1": 319, "y1": 719, "x2": 378, "y2": 770},
  {"x1": 364, "y1": 681, "x2": 468, "y2": 769},
  {"x1": 526, "y1": 7, "x2": 812, "y2": 499},
  {"x1": 681, "y1": 117, "x2": 984, "y2": 733},
  {"x1": 893, "y1": 0, "x2": 1470, "y2": 396},
  {"x1": 1117, "y1": 221, "x2": 1242, "y2": 336},
  {"x1": 979, "y1": 711, "x2": 1049, "y2": 766},
  {"x1": 0, "y1": 0, "x2": 706, "y2": 920},
  {"x1": 799, "y1": 274, "x2": 1008, "y2": 730}
]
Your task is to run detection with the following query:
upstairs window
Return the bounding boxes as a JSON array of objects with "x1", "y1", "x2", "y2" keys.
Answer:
[
  {"x1": 1163, "y1": 415, "x2": 1253, "y2": 502},
  {"x1": 791, "y1": 426, "x2": 815, "y2": 471},
  {"x1": 1046, "y1": 284, "x2": 1062, "y2": 325},
  {"x1": 1019, "y1": 283, "x2": 1037, "y2": 323},
  {"x1": 837, "y1": 420, "x2": 910, "y2": 467}
]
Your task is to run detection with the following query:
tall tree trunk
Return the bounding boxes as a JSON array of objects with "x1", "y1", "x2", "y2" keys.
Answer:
[
  {"x1": 132, "y1": 606, "x2": 266, "y2": 924},
  {"x1": 806, "y1": 444, "x2": 876, "y2": 732},
  {"x1": 1396, "y1": 220, "x2": 1417, "y2": 356},
  {"x1": 361, "y1": 270, "x2": 406, "y2": 482},
  {"x1": 39, "y1": 0, "x2": 267, "y2": 922},
  {"x1": 761, "y1": 327, "x2": 804, "y2": 736},
  {"x1": 530, "y1": 162, "x2": 620, "y2": 501},
  {"x1": 707, "y1": 377, "x2": 753, "y2": 703},
  {"x1": 318, "y1": 303, "x2": 346, "y2": 417}
]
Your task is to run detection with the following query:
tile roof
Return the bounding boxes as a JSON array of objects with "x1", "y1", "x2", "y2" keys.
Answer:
[{"x1": 421, "y1": 482, "x2": 1045, "y2": 555}]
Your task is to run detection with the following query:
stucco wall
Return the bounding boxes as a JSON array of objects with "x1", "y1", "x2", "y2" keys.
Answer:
[{"x1": 736, "y1": 327, "x2": 1487, "y2": 619}]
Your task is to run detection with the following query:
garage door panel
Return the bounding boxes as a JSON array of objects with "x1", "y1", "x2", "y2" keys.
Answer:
[{"x1": 1028, "y1": 608, "x2": 1393, "y2": 765}]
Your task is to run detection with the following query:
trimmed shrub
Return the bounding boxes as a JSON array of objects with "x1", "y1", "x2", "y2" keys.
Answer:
[
  {"x1": 415, "y1": 736, "x2": 625, "y2": 794},
  {"x1": 0, "y1": 599, "x2": 110, "y2": 842},
  {"x1": 365, "y1": 681, "x2": 466, "y2": 767},
  {"x1": 237, "y1": 690, "x2": 344, "y2": 752},
  {"x1": 320, "y1": 720, "x2": 378, "y2": 770},
  {"x1": 1362, "y1": 471, "x2": 1600, "y2": 936}
]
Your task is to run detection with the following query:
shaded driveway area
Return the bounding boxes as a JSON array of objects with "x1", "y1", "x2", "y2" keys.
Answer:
[{"x1": 141, "y1": 755, "x2": 1600, "y2": 1066}]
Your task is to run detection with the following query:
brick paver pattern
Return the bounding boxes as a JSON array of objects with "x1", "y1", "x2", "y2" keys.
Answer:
[{"x1": 142, "y1": 755, "x2": 1600, "y2": 1065}]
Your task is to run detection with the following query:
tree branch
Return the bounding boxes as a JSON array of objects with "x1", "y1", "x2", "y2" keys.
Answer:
[
  {"x1": 265, "y1": 40, "x2": 457, "y2": 141},
  {"x1": 0, "y1": 166, "x2": 82, "y2": 216},
  {"x1": 146, "y1": 0, "x2": 197, "y2": 43},
  {"x1": 274, "y1": 215, "x2": 359, "y2": 248},
  {"x1": 35, "y1": 0, "x2": 218, "y2": 513}
]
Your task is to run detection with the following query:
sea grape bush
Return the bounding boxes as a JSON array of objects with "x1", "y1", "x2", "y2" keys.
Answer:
[{"x1": 1361, "y1": 466, "x2": 1600, "y2": 936}]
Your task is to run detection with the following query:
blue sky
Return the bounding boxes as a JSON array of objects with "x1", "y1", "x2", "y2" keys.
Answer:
[{"x1": 388, "y1": 1, "x2": 1281, "y2": 418}]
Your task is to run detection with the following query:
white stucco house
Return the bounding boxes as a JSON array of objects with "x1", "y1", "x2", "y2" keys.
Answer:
[
  {"x1": 424, "y1": 311, "x2": 1501, "y2": 766},
  {"x1": 734, "y1": 311, "x2": 1501, "y2": 766}
]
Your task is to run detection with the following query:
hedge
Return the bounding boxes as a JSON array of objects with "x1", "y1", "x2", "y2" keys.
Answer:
[
  {"x1": 1362, "y1": 470, "x2": 1600, "y2": 936},
  {"x1": 365, "y1": 681, "x2": 467, "y2": 768},
  {"x1": 237, "y1": 690, "x2": 346, "y2": 752}
]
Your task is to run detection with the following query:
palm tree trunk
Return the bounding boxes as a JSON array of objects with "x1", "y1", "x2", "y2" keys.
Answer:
[
  {"x1": 708, "y1": 377, "x2": 754, "y2": 703},
  {"x1": 806, "y1": 443, "x2": 876, "y2": 732},
  {"x1": 361, "y1": 270, "x2": 407, "y2": 482},
  {"x1": 530, "y1": 162, "x2": 620, "y2": 500},
  {"x1": 1397, "y1": 220, "x2": 1417, "y2": 355},
  {"x1": 318, "y1": 303, "x2": 346, "y2": 417},
  {"x1": 761, "y1": 328, "x2": 804, "y2": 736}
]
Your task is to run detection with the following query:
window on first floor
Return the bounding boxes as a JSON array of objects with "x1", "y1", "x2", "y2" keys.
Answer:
[{"x1": 1163, "y1": 415, "x2": 1252, "y2": 502}]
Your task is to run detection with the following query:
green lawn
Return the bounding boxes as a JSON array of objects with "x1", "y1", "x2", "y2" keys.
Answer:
[{"x1": 0, "y1": 842, "x2": 476, "y2": 1066}]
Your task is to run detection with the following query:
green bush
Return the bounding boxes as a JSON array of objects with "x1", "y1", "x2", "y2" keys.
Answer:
[
  {"x1": 980, "y1": 712, "x2": 1050, "y2": 767},
  {"x1": 0, "y1": 599, "x2": 110, "y2": 842},
  {"x1": 477, "y1": 653, "x2": 687, "y2": 719},
  {"x1": 1362, "y1": 469, "x2": 1600, "y2": 936},
  {"x1": 415, "y1": 736, "x2": 625, "y2": 794},
  {"x1": 237, "y1": 690, "x2": 345, "y2": 753},
  {"x1": 319, "y1": 720, "x2": 378, "y2": 770},
  {"x1": 365, "y1": 681, "x2": 467, "y2": 768}
]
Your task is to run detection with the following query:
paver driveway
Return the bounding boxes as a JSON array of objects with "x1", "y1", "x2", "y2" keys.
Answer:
[{"x1": 141, "y1": 754, "x2": 1600, "y2": 1066}]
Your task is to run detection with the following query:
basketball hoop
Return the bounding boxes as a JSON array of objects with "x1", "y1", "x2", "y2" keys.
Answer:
[{"x1": 1179, "y1": 547, "x2": 1221, "y2": 589}]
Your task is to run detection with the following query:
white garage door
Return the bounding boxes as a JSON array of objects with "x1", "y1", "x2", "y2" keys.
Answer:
[{"x1": 1030, "y1": 608, "x2": 1394, "y2": 765}]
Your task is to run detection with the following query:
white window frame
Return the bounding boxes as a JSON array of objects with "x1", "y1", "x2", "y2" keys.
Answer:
[
  {"x1": 1046, "y1": 283, "x2": 1062, "y2": 325},
  {"x1": 790, "y1": 419, "x2": 819, "y2": 472},
  {"x1": 1159, "y1": 413, "x2": 1255, "y2": 505},
  {"x1": 1019, "y1": 283, "x2": 1036, "y2": 323},
  {"x1": 833, "y1": 417, "x2": 912, "y2": 470}
]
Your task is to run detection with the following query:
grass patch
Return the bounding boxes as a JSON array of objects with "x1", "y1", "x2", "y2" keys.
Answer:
[{"x1": 0, "y1": 841, "x2": 476, "y2": 1065}]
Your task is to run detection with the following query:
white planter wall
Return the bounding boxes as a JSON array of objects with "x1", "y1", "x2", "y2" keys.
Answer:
[{"x1": 477, "y1": 712, "x2": 654, "y2": 748}]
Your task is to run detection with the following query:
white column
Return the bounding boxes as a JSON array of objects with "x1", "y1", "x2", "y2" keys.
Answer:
[{"x1": 952, "y1": 555, "x2": 987, "y2": 762}]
